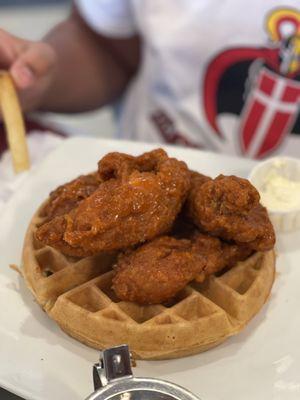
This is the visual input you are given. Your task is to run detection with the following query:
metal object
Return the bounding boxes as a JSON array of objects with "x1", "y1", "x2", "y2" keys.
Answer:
[{"x1": 86, "y1": 345, "x2": 201, "y2": 400}]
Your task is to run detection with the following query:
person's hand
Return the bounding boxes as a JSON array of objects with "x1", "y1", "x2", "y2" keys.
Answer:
[{"x1": 0, "y1": 29, "x2": 57, "y2": 112}]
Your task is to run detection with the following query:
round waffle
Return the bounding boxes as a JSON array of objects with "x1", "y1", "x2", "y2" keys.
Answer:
[{"x1": 22, "y1": 205, "x2": 275, "y2": 360}]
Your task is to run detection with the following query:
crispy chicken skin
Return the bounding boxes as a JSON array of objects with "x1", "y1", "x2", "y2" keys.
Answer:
[
  {"x1": 36, "y1": 149, "x2": 191, "y2": 257},
  {"x1": 112, "y1": 236, "x2": 202, "y2": 305},
  {"x1": 191, "y1": 232, "x2": 253, "y2": 280},
  {"x1": 187, "y1": 174, "x2": 275, "y2": 251},
  {"x1": 112, "y1": 233, "x2": 252, "y2": 305},
  {"x1": 98, "y1": 152, "x2": 137, "y2": 181},
  {"x1": 40, "y1": 172, "x2": 102, "y2": 220},
  {"x1": 97, "y1": 149, "x2": 176, "y2": 180}
]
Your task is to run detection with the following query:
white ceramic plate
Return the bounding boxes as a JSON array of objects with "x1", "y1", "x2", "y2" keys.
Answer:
[{"x1": 0, "y1": 138, "x2": 299, "y2": 400}]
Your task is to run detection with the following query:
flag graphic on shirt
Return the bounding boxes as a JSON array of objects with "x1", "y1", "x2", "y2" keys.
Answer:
[{"x1": 203, "y1": 7, "x2": 300, "y2": 158}]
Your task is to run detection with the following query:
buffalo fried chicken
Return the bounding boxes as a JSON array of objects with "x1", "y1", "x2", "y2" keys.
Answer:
[
  {"x1": 191, "y1": 232, "x2": 253, "y2": 281},
  {"x1": 187, "y1": 174, "x2": 275, "y2": 251},
  {"x1": 36, "y1": 149, "x2": 191, "y2": 257},
  {"x1": 112, "y1": 232, "x2": 252, "y2": 304},
  {"x1": 112, "y1": 236, "x2": 202, "y2": 305},
  {"x1": 40, "y1": 172, "x2": 102, "y2": 220}
]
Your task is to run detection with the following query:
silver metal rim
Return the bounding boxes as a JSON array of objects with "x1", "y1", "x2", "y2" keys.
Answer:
[{"x1": 86, "y1": 377, "x2": 201, "y2": 400}]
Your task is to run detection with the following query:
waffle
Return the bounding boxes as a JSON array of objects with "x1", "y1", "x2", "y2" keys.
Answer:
[{"x1": 22, "y1": 205, "x2": 275, "y2": 360}]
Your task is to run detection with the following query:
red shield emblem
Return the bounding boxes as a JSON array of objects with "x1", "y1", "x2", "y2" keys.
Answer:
[{"x1": 239, "y1": 67, "x2": 300, "y2": 158}]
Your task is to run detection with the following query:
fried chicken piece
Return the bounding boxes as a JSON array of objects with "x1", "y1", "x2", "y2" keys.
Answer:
[
  {"x1": 36, "y1": 213, "x2": 87, "y2": 257},
  {"x1": 187, "y1": 174, "x2": 275, "y2": 251},
  {"x1": 36, "y1": 149, "x2": 191, "y2": 257},
  {"x1": 40, "y1": 172, "x2": 102, "y2": 220},
  {"x1": 112, "y1": 233, "x2": 252, "y2": 305},
  {"x1": 191, "y1": 232, "x2": 253, "y2": 281},
  {"x1": 41, "y1": 152, "x2": 138, "y2": 222},
  {"x1": 112, "y1": 237, "x2": 202, "y2": 304},
  {"x1": 98, "y1": 149, "x2": 186, "y2": 179},
  {"x1": 98, "y1": 152, "x2": 137, "y2": 180}
]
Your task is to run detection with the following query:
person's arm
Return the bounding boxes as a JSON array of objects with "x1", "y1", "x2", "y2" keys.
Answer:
[
  {"x1": 41, "y1": 7, "x2": 141, "y2": 112},
  {"x1": 0, "y1": 6, "x2": 140, "y2": 113}
]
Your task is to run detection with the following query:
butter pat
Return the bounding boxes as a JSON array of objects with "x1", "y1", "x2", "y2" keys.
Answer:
[
  {"x1": 249, "y1": 157, "x2": 300, "y2": 232},
  {"x1": 259, "y1": 164, "x2": 300, "y2": 211}
]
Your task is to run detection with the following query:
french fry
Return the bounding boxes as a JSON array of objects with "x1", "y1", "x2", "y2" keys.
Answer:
[{"x1": 0, "y1": 71, "x2": 30, "y2": 173}]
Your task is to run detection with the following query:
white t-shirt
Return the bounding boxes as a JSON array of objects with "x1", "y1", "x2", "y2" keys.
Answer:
[{"x1": 76, "y1": 0, "x2": 300, "y2": 159}]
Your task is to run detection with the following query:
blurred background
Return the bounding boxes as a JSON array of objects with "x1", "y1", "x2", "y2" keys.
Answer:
[
  {"x1": 0, "y1": 0, "x2": 69, "y2": 5},
  {"x1": 0, "y1": 0, "x2": 115, "y2": 139},
  {"x1": 0, "y1": 1, "x2": 114, "y2": 398}
]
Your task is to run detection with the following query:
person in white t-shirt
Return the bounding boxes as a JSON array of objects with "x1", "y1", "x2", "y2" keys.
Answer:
[{"x1": 1, "y1": 0, "x2": 300, "y2": 159}]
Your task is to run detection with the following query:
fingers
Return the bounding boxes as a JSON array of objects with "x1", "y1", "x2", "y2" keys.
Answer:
[
  {"x1": 0, "y1": 28, "x2": 26, "y2": 68},
  {"x1": 10, "y1": 42, "x2": 57, "y2": 90},
  {"x1": 0, "y1": 28, "x2": 56, "y2": 90},
  {"x1": 0, "y1": 29, "x2": 57, "y2": 114}
]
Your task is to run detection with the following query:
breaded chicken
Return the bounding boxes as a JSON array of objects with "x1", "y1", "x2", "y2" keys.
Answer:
[
  {"x1": 187, "y1": 174, "x2": 275, "y2": 251},
  {"x1": 36, "y1": 149, "x2": 191, "y2": 257},
  {"x1": 112, "y1": 232, "x2": 252, "y2": 304}
]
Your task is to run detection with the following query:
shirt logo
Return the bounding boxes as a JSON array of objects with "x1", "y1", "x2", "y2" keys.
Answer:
[{"x1": 203, "y1": 7, "x2": 300, "y2": 158}]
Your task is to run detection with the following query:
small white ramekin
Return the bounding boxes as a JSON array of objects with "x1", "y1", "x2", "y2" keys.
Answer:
[{"x1": 248, "y1": 156, "x2": 300, "y2": 233}]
